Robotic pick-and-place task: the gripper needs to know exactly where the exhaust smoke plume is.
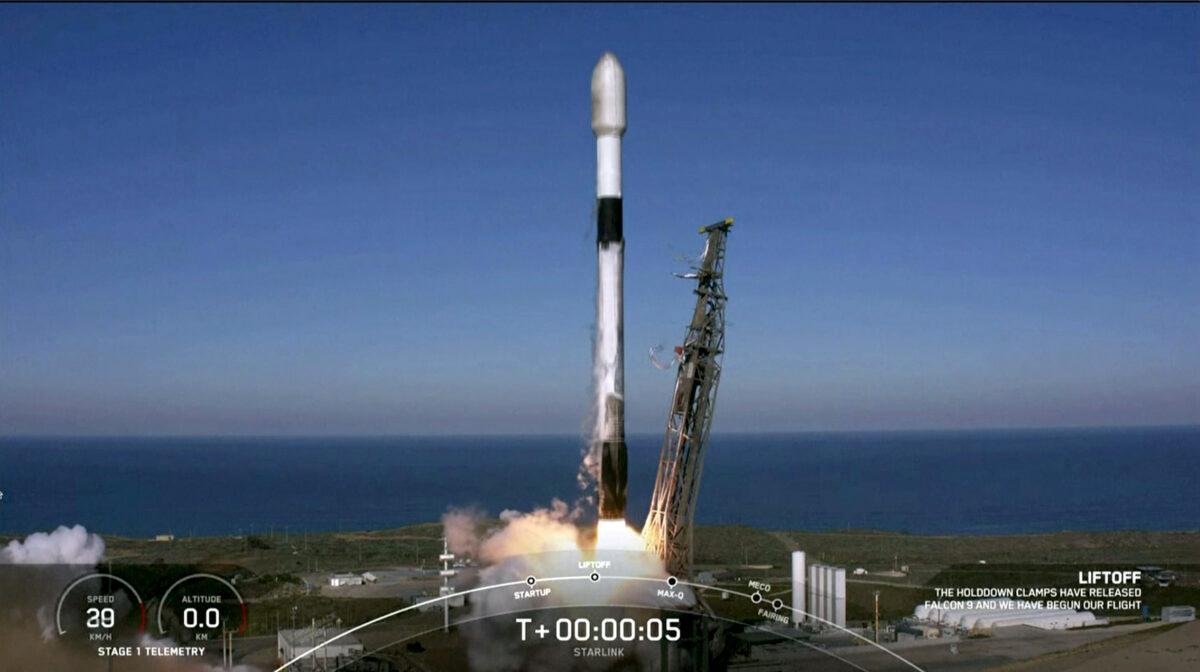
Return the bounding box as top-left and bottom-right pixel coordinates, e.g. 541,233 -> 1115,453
2,524 -> 107,565
2,524 -> 108,640
442,497 -> 689,672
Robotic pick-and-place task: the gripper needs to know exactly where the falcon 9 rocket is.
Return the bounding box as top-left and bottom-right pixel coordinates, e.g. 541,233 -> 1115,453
591,53 -> 628,520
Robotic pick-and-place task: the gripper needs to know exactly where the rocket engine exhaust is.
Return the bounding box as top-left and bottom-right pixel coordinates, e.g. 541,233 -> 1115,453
592,52 -> 628,520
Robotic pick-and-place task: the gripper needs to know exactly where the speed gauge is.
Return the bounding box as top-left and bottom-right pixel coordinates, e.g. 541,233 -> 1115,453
55,573 -> 146,641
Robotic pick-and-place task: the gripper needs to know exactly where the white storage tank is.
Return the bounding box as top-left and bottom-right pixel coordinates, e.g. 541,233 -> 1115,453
820,565 -> 830,624
791,551 -> 806,629
937,599 -> 1011,626
973,609 -> 1077,629
833,567 -> 846,628
811,566 -> 820,624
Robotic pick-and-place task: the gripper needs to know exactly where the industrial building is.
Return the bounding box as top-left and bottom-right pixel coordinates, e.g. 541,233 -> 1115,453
277,625 -> 363,671
1161,605 -> 1196,622
895,623 -> 941,640
328,573 -> 364,587
913,599 -> 1103,631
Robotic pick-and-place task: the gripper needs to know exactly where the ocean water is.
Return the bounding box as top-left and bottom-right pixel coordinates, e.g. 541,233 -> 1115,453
0,428 -> 1196,538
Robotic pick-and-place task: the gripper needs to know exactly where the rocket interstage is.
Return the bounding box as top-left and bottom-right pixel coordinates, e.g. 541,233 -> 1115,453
592,52 -> 628,520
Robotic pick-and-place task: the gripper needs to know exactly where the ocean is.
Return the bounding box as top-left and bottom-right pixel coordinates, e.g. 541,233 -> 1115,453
1,427 -> 1196,538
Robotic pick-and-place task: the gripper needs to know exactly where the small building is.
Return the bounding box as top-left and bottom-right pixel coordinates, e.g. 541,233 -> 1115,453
1161,606 -> 1196,623
896,623 -> 940,639
278,626 -> 362,671
153,534 -> 175,542
329,573 -> 364,587
361,572 -> 378,584
914,599 -> 1103,631
695,569 -> 735,585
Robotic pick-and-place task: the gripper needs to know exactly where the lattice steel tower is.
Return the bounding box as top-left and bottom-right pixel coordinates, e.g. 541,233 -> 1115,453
643,218 -> 732,577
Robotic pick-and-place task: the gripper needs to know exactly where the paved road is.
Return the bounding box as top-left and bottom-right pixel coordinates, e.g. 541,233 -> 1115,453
992,620 -> 1200,672
730,622 -> 1175,671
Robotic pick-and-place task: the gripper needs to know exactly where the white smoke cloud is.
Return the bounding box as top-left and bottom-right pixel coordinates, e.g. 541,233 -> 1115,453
578,370 -> 602,497
442,501 -> 687,672
445,499 -> 591,563
1,524 -> 106,565
1,524 -> 107,640
442,506 -> 486,558
487,499 -> 583,560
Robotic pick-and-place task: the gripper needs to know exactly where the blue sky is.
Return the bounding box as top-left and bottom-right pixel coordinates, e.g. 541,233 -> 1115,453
2,5 -> 1196,435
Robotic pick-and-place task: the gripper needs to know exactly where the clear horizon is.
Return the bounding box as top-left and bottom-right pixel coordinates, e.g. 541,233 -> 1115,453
3,423 -> 1198,440
2,5 -> 1197,435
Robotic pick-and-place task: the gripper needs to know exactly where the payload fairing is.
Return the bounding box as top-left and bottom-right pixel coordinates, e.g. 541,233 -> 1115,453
592,53 -> 628,520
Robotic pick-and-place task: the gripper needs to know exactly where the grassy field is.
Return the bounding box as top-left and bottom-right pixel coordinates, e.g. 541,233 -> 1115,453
692,525 -> 1199,621
96,523 -> 452,575
8,523 -> 1195,628
696,525 -> 1200,567
12,522 -> 1191,573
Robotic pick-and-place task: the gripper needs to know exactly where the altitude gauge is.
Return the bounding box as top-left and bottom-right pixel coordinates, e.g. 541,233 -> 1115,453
55,573 -> 146,641
156,573 -> 246,643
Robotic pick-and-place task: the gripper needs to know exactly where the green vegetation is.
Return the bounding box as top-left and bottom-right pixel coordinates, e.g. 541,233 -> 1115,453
7,523 -> 1193,632
693,525 -> 790,566
96,523 -> 449,575
766,529 -> 1200,567
242,595 -> 417,637
692,526 -> 1199,622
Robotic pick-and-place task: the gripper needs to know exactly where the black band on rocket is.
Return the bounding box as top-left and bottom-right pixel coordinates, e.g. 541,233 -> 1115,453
599,439 -> 628,517
597,197 -> 623,244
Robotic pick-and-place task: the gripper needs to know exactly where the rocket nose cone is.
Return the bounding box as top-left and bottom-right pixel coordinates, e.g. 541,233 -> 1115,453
591,52 -> 626,137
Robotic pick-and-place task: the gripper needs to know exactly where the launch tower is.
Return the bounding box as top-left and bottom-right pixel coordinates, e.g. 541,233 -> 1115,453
643,219 -> 732,577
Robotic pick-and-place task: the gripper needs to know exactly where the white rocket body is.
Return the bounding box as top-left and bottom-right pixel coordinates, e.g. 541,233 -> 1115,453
592,53 -> 626,198
592,53 -> 628,520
